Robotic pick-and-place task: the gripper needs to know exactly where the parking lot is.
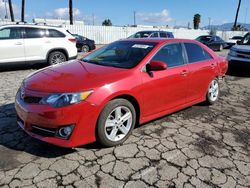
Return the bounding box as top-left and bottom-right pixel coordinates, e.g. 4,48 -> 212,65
0,50 -> 250,188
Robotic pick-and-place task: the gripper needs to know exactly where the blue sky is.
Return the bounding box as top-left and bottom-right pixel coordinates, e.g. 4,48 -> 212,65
0,0 -> 249,26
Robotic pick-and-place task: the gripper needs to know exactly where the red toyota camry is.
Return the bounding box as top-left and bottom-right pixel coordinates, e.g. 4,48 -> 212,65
15,38 -> 228,147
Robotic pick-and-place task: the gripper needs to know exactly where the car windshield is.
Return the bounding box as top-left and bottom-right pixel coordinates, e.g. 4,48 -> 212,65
241,34 -> 250,45
82,41 -> 157,69
196,36 -> 212,42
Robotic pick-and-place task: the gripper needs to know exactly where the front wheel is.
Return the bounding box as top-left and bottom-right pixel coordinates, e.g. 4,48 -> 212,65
206,79 -> 220,105
97,99 -> 136,147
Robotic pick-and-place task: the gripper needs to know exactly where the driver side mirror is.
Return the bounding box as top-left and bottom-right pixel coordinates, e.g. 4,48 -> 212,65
146,60 -> 167,72
236,40 -> 241,45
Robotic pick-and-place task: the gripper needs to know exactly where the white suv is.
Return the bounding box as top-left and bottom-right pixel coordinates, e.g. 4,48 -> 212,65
0,24 -> 77,65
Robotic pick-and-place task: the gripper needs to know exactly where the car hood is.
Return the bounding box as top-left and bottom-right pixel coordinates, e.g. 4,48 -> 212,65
24,60 -> 129,93
232,45 -> 250,52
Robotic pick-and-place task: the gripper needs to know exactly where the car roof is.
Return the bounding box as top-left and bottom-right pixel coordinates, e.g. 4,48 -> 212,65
120,38 -> 198,44
136,30 -> 172,33
0,24 -> 64,30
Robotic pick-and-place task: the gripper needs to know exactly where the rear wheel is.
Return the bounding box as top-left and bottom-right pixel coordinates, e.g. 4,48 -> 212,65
97,99 -> 136,147
81,45 -> 90,53
219,44 -> 223,51
206,78 -> 220,105
48,51 -> 66,65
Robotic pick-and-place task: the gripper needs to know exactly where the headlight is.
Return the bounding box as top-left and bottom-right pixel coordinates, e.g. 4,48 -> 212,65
228,49 -> 237,57
40,91 -> 93,108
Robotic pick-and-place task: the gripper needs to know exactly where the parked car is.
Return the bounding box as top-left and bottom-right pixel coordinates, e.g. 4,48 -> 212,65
227,32 -> 250,64
226,35 -> 243,48
15,38 -> 228,147
0,24 -> 77,65
73,34 -> 96,53
196,35 -> 227,51
128,30 -> 174,39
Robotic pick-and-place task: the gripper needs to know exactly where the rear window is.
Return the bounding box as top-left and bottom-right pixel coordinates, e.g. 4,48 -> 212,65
25,28 -> 46,38
184,43 -> 213,63
48,29 -> 65,38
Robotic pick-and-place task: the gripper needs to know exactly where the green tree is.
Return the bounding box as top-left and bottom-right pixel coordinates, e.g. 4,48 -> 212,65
102,19 -> 112,26
232,0 -> 242,30
193,14 -> 201,30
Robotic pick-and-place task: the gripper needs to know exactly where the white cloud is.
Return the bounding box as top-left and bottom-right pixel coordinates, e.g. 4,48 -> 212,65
0,1 -> 20,20
137,9 -> 173,24
46,7 -> 81,19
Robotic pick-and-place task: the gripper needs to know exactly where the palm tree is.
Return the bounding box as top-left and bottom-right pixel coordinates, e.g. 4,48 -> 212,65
21,0 -> 25,22
69,0 -> 73,25
233,0 -> 242,30
8,0 -> 15,22
193,14 -> 201,29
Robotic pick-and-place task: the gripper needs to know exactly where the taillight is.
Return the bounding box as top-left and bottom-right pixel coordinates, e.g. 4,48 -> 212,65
68,38 -> 76,43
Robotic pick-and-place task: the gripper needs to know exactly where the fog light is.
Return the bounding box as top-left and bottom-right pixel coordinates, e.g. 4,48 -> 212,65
57,125 -> 74,139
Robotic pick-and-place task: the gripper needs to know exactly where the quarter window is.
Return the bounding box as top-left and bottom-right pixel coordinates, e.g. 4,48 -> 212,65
160,32 -> 167,38
48,29 -> 65,38
25,28 -> 46,38
0,28 -> 22,40
184,43 -> 213,63
152,43 -> 185,68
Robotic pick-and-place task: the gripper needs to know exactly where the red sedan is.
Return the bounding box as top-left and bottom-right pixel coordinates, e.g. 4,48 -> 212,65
15,38 -> 228,147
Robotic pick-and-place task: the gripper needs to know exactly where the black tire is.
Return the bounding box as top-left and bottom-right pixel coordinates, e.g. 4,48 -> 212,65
206,78 -> 220,105
81,45 -> 90,53
97,99 -> 136,147
48,51 -> 66,65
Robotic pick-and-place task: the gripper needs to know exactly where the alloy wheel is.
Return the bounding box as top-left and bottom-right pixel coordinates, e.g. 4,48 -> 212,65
104,106 -> 133,142
208,80 -> 219,102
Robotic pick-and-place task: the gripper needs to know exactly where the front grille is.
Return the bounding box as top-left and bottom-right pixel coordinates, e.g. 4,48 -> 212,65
236,51 -> 250,55
31,125 -> 57,137
23,96 -> 42,104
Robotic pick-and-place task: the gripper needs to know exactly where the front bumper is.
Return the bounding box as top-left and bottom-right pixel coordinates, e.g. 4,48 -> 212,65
15,90 -> 99,147
227,54 -> 250,63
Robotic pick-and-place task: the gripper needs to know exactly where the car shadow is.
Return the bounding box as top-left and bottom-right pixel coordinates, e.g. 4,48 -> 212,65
227,61 -> 250,77
0,63 -> 46,72
0,103 -> 76,159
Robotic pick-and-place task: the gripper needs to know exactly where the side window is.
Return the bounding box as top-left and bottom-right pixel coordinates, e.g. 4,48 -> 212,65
25,28 -> 46,38
160,32 -> 167,38
184,43 -> 213,63
0,28 -> 22,40
150,32 -> 159,38
48,29 -> 66,38
152,43 -> 185,68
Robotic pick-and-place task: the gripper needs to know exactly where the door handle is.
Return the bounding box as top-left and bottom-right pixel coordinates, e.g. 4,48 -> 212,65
15,42 -> 23,45
180,70 -> 188,76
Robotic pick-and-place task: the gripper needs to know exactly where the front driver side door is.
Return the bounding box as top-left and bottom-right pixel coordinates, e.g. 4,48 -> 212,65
141,42 -> 189,117
0,27 -> 25,63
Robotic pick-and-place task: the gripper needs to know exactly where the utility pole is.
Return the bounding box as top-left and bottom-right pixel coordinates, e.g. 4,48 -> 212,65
92,14 -> 95,25
8,0 -> 15,22
133,11 -> 136,26
69,0 -> 73,25
244,8 -> 248,26
21,0 -> 25,22
208,17 -> 211,30
4,0 -> 8,19
233,0 -> 242,30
